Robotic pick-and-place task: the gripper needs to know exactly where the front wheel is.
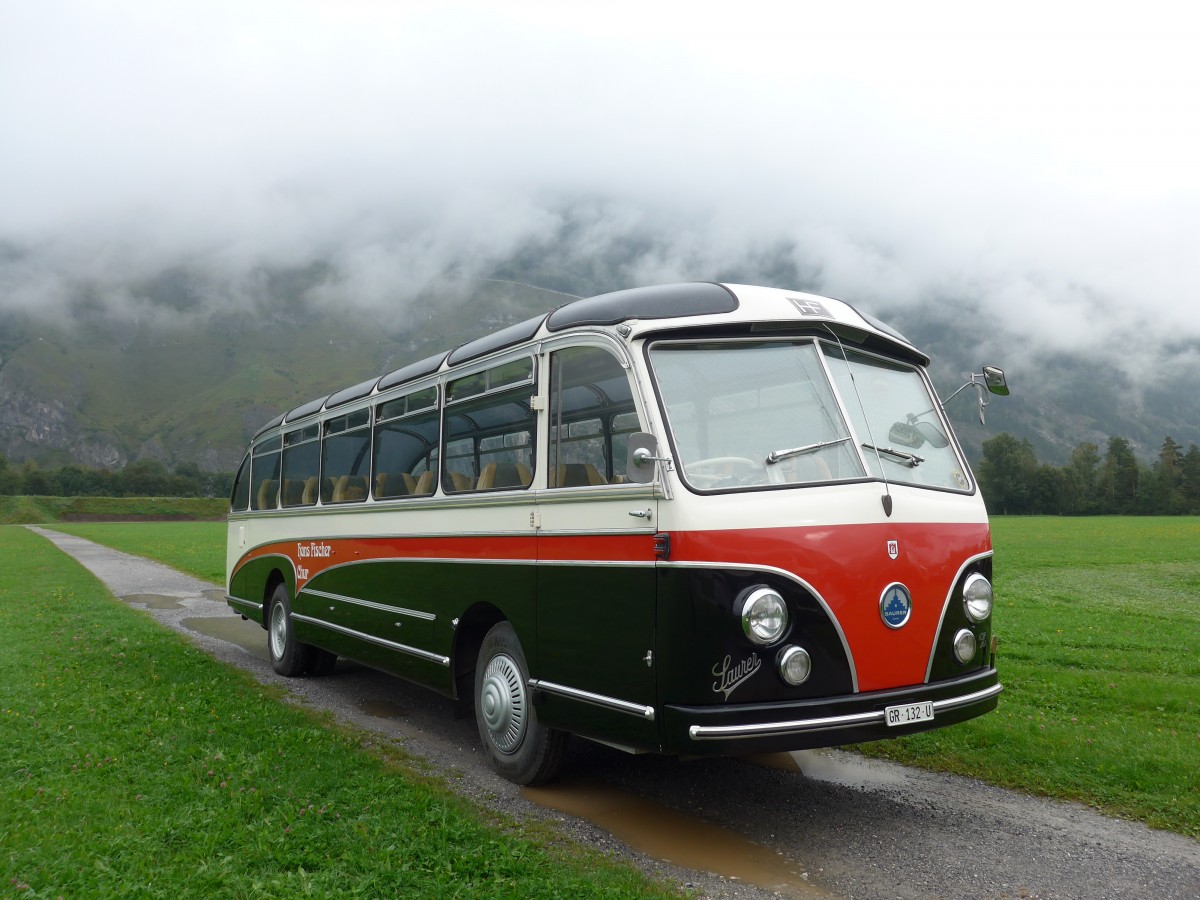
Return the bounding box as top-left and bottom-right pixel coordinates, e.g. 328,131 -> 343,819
474,622 -> 566,785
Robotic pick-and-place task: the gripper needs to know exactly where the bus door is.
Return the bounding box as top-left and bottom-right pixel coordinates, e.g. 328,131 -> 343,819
534,343 -> 661,750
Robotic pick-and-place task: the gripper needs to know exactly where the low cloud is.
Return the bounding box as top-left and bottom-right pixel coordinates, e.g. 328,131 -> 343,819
2,0 -> 1198,385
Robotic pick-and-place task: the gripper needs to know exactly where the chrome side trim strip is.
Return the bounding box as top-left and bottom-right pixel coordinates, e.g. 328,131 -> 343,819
530,558 -> 656,568
291,613 -> 450,666
299,587 -> 436,621
227,594 -> 262,612
929,682 -> 1003,713
687,682 -> 1002,741
528,679 -> 656,721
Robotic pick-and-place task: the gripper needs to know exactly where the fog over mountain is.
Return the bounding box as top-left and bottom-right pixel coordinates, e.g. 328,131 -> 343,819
2,1 -> 1199,468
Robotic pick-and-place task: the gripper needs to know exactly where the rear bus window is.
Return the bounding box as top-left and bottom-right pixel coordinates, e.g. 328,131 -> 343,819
230,453 -> 251,511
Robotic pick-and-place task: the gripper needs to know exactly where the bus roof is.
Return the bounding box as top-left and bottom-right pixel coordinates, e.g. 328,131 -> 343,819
252,283 -> 922,438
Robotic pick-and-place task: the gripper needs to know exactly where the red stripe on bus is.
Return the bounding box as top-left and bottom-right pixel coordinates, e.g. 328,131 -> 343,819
234,534 -> 541,586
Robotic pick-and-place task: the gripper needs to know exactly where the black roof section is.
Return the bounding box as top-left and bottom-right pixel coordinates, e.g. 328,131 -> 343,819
447,314 -> 548,366
546,282 -> 738,332
284,395 -> 329,424
377,351 -> 448,392
843,303 -> 915,348
325,376 -> 380,411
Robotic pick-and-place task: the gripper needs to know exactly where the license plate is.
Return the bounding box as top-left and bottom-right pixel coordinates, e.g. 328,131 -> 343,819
885,701 -> 935,727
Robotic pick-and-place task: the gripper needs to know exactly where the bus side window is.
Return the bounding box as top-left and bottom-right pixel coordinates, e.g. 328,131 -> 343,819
321,409 -> 371,504
548,345 -> 641,487
373,387 -> 440,500
443,395 -> 534,493
281,424 -> 320,508
249,436 -> 282,511
443,359 -> 535,494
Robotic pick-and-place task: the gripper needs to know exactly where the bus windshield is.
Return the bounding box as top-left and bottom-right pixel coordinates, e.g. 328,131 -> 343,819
649,339 -> 972,493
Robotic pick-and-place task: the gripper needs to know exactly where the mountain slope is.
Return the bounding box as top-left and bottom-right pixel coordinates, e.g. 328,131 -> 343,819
2,266 -> 1197,472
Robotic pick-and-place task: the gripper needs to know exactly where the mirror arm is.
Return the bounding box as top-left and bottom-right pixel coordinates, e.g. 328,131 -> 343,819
633,448 -> 673,469
938,379 -> 976,410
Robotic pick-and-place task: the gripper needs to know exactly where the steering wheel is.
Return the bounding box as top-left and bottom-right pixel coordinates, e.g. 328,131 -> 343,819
684,456 -> 764,488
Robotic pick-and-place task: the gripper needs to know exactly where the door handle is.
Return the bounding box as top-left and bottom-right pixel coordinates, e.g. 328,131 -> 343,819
628,508 -> 653,519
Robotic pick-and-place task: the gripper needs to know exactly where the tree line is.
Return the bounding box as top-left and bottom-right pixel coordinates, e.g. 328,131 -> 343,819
978,433 -> 1200,515
0,454 -> 234,500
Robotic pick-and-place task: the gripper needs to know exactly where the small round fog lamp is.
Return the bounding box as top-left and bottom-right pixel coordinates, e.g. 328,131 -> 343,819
953,628 -> 978,664
777,646 -> 812,686
963,573 -> 993,623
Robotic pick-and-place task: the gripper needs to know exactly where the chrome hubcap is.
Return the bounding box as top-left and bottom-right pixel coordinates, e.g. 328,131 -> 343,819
480,653 -> 526,754
269,602 -> 287,660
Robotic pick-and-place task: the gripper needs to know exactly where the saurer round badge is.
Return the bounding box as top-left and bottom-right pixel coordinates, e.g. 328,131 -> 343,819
880,583 -> 912,629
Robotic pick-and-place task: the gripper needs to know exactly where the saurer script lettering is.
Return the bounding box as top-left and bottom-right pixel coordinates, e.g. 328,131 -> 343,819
712,652 -> 761,700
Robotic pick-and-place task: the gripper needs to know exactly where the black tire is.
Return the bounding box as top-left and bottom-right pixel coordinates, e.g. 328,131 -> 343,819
474,621 -> 567,785
267,583 -> 313,677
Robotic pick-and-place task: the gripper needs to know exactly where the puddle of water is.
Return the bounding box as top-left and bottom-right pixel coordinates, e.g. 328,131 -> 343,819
522,779 -> 828,898
182,616 -> 270,661
357,698 -> 408,719
744,749 -> 908,789
122,593 -> 184,610
202,589 -> 229,604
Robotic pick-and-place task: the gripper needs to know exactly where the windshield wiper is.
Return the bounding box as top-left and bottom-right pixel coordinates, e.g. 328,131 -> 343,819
862,443 -> 925,467
766,436 -> 852,465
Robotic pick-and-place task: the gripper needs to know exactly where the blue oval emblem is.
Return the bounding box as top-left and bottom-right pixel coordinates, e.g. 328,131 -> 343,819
880,583 -> 912,629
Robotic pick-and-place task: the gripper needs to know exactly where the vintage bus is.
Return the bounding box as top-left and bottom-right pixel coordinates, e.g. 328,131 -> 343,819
226,282 -> 1008,784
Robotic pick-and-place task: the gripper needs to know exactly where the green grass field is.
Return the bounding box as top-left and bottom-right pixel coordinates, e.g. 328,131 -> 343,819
0,527 -> 672,898
37,516 -> 1200,840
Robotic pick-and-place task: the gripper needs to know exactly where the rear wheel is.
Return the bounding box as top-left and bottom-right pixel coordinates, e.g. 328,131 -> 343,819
267,583 -> 314,677
474,621 -> 566,785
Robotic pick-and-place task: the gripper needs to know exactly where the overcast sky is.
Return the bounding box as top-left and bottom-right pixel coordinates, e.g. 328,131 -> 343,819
2,0 -> 1198,369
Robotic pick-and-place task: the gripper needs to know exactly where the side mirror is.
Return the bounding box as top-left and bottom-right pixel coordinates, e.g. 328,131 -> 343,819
974,365 -> 1011,424
939,365 -> 1011,425
626,432 -> 667,485
983,366 -> 1009,396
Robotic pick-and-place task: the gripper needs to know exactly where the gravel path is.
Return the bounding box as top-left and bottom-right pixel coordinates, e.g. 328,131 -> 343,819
32,527 -> 1200,899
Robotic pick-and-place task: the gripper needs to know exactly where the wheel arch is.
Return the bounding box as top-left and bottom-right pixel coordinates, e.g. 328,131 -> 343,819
261,567 -> 291,627
452,601 -> 507,703
232,552 -> 297,629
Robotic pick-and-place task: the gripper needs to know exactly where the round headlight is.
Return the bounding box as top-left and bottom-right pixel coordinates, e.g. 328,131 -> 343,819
740,587 -> 788,645
777,645 -> 812,685
963,573 -> 993,623
953,628 -> 978,664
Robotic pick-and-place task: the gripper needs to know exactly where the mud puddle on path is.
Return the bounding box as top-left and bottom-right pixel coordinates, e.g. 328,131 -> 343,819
122,593 -> 185,609
357,697 -> 409,720
523,778 -> 829,898
182,616 -> 270,661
